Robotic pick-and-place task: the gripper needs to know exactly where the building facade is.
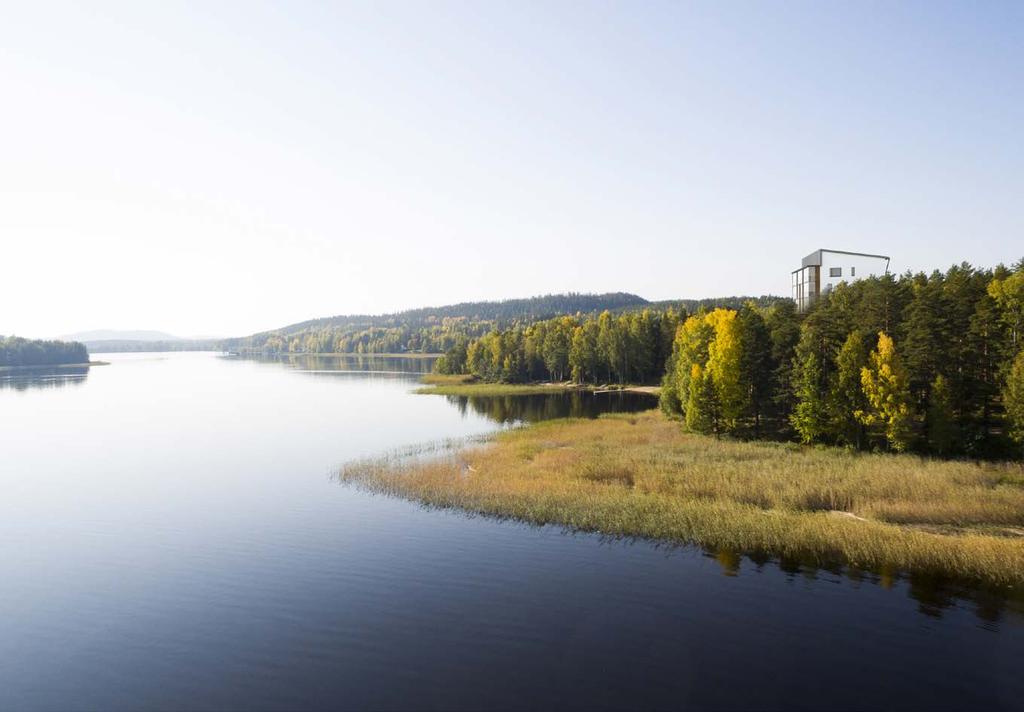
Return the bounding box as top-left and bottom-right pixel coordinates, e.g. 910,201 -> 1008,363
792,249 -> 890,312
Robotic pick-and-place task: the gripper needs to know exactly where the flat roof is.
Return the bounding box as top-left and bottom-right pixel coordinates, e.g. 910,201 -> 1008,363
801,248 -> 890,267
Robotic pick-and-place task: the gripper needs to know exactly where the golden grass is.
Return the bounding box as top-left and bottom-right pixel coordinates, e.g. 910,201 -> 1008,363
418,373 -> 479,385
340,410 -> 1024,587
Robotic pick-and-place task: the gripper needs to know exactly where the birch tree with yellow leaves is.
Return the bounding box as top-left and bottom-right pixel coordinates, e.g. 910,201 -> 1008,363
857,332 -> 913,451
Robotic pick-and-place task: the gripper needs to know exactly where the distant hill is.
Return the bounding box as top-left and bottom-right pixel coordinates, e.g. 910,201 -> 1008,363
223,292 -> 650,354
56,329 -> 223,353
220,291 -> 788,356
270,292 -> 648,336
84,339 -> 220,353
60,329 -> 182,342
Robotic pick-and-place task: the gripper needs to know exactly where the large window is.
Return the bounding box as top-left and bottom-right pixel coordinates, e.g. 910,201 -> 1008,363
829,267 -> 842,277
792,265 -> 820,312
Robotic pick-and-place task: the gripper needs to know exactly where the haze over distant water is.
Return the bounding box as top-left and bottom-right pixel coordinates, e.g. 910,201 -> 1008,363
59,329 -> 183,342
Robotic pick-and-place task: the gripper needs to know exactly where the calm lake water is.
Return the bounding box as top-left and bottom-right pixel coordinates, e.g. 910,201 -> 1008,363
1,352 -> 1022,711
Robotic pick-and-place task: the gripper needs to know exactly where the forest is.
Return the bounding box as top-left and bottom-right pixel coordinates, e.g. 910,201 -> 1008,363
437,262 -> 1024,459
0,336 -> 89,367
221,292 -> 778,356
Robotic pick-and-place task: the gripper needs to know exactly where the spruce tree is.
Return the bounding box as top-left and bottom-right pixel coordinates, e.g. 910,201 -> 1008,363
791,351 -> 830,444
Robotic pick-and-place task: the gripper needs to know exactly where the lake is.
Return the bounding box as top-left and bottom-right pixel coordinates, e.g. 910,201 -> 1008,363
1,352 -> 1021,711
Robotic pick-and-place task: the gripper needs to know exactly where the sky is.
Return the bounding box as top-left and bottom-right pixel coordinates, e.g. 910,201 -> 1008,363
1,1 -> 1021,339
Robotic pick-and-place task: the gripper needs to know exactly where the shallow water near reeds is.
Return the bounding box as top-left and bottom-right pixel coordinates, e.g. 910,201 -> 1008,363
1,352 -> 1022,710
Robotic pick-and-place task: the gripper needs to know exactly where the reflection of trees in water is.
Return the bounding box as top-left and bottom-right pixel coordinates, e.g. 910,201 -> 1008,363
257,353 -> 437,374
447,391 -> 658,424
706,546 -> 1024,625
0,367 -> 90,391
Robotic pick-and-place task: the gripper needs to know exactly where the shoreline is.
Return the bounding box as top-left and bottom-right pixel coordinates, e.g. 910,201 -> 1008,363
233,351 -> 443,358
340,410 -> 1024,587
416,374 -> 660,397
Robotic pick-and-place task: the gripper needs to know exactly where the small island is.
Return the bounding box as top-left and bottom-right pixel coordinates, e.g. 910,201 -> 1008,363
0,335 -> 99,371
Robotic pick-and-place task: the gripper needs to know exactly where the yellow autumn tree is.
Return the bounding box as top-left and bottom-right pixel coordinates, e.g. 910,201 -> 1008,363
704,308 -> 745,431
685,363 -> 714,433
665,308 -> 746,434
857,332 -> 913,451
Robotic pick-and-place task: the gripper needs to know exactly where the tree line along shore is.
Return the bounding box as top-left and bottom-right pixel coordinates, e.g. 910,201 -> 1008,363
354,260 -> 1024,585
433,262 -> 1024,460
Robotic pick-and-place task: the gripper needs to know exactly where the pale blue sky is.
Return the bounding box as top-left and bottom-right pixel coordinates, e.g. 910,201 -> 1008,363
2,1 -> 1021,337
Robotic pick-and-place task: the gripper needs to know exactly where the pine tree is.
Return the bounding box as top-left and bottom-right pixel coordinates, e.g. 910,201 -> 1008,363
966,290 -> 1011,453
901,271 -> 949,407
927,374 -> 957,456
738,303 -> 774,436
765,300 -> 801,428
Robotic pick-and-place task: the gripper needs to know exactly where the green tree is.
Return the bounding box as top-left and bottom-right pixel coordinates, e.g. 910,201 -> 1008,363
764,300 -> 801,428
738,303 -> 774,436
791,351 -> 829,444
685,363 -> 715,434
926,374 -> 957,456
1005,350 -> 1024,452
542,318 -> 572,381
665,312 -> 713,421
830,330 -> 869,448
988,266 -> 1024,349
901,272 -> 949,407
569,320 -> 601,384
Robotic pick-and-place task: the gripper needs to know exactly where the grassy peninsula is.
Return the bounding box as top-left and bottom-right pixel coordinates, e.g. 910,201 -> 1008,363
341,410 -> 1024,587
416,373 -> 658,397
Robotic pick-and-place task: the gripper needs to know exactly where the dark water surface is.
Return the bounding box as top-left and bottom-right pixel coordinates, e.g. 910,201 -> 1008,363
1,353 -> 1021,711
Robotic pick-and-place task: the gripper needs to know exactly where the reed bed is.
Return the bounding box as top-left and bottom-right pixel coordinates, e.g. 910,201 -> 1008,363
417,373 -> 478,386
339,411 -> 1024,586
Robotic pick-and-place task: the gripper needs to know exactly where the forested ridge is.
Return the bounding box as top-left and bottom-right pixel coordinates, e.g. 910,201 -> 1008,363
222,292 -> 782,355
0,336 -> 89,367
437,261 -> 1024,459
223,292 -> 647,354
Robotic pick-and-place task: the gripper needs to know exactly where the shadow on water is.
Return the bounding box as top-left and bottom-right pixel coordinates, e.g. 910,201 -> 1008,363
445,390 -> 658,424
701,545 -> 1024,626
0,366 -> 90,391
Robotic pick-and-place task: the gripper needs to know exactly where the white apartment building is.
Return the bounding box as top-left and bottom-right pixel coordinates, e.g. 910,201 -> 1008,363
792,249 -> 890,312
